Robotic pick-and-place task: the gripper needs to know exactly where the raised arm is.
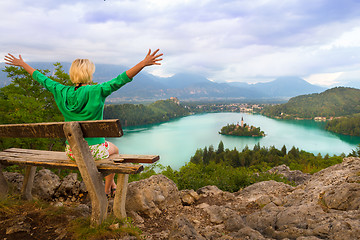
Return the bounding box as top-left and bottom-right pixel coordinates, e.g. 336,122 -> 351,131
126,49 -> 163,79
4,54 -> 36,76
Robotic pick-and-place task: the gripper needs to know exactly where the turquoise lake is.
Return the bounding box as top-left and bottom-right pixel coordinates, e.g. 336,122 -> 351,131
109,113 -> 360,170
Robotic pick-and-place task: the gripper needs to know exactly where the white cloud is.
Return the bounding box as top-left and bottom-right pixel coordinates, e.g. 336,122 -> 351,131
2,0 -> 360,85
304,72 -> 343,87
321,26 -> 360,50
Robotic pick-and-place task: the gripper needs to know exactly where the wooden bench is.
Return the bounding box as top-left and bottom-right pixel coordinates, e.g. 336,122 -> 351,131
0,119 -> 159,226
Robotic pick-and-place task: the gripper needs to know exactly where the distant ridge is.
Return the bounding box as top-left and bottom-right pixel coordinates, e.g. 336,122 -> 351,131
1,62 -> 327,101
262,87 -> 360,119
229,76 -> 326,98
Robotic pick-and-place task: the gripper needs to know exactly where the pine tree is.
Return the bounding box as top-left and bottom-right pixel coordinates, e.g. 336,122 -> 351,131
217,141 -> 224,154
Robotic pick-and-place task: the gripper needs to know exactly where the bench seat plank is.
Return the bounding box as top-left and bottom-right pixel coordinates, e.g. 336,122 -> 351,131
2,148 -> 159,164
110,154 -> 160,164
0,148 -> 146,174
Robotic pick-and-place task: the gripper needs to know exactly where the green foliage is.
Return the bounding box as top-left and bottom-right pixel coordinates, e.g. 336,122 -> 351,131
103,99 -> 190,126
262,87 -> 360,119
219,123 -> 265,137
325,113 -> 360,136
166,161 -> 252,192
347,144 -> 360,157
190,142 -> 342,178
127,142 -> 343,193
217,141 -> 224,154
0,63 -> 72,151
129,163 -> 165,182
249,172 -> 293,186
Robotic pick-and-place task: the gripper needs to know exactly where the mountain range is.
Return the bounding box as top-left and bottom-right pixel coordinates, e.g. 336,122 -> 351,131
0,62 -> 330,101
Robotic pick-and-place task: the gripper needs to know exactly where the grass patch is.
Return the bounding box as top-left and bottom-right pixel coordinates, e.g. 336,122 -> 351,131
67,216 -> 143,240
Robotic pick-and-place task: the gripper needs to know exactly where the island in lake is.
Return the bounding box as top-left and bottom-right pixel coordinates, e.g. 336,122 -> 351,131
219,117 -> 265,137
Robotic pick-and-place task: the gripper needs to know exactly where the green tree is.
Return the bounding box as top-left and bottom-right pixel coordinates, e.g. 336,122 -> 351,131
0,63 -> 72,151
288,146 -> 300,159
281,145 -> 287,156
217,141 -> 224,154
203,147 -> 210,165
104,99 -> 190,126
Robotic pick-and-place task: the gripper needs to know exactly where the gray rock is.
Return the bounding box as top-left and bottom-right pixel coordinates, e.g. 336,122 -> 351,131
180,189 -> 200,205
202,224 -> 224,239
245,157 -> 360,240
322,182 -> 360,210
128,210 -> 144,223
267,164 -> 311,185
264,226 -> 312,240
224,214 -> 245,232
32,169 -> 61,200
245,203 -> 280,232
201,204 -> 245,232
3,172 -> 23,193
168,215 -> 206,240
75,204 -> 91,217
296,236 -> 322,240
197,185 -> 223,196
203,205 -> 231,224
126,174 -> 181,217
275,203 -> 325,231
236,180 -> 294,204
230,226 -> 268,240
54,173 -> 82,198
152,230 -> 170,239
284,157 -> 360,205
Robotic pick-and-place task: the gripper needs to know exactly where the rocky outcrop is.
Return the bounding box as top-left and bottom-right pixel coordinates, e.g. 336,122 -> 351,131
125,157 -> 360,239
239,157 -> 360,240
267,164 -> 311,185
4,170 -> 87,202
126,174 -> 181,217
32,169 -> 61,201
3,157 -> 360,239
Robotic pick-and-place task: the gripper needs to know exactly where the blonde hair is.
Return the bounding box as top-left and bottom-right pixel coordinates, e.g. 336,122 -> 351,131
69,59 -> 95,84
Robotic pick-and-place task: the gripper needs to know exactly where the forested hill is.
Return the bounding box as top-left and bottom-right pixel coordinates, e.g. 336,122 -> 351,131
261,87 -> 360,119
103,99 -> 190,126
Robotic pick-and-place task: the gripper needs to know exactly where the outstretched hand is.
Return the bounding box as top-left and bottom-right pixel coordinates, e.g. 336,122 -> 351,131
4,53 -> 25,67
126,48 -> 164,79
142,49 -> 163,66
4,53 -> 36,75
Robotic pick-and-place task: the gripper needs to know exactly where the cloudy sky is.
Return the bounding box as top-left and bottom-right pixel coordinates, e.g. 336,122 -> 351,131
1,0 -> 360,87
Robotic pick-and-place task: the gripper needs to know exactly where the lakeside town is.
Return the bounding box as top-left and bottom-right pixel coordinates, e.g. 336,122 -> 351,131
187,103 -> 264,113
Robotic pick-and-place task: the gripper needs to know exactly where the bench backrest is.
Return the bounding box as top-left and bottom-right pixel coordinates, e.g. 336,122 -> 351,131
0,119 -> 123,138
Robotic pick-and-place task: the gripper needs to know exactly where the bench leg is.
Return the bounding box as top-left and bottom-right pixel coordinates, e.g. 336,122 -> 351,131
21,166 -> 37,200
0,164 -> 8,198
64,122 -> 108,226
113,174 -> 129,219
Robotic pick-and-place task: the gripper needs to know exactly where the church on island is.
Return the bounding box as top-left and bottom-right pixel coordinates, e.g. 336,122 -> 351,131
219,117 -> 265,137
236,117 -> 251,129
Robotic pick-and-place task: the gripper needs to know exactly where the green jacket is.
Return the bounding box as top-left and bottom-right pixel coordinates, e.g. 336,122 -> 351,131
32,70 -> 132,145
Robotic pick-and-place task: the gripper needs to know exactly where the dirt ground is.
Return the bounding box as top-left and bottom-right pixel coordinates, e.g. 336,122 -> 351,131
0,200 -> 73,240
